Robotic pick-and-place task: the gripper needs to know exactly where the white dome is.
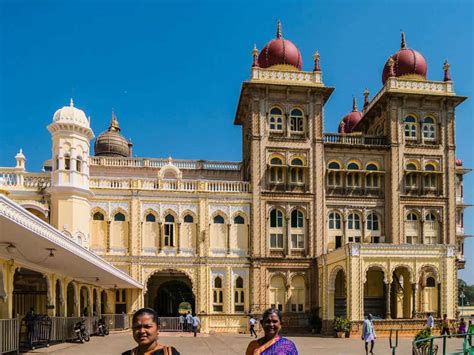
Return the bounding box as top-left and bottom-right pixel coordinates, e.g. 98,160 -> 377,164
53,99 -> 89,128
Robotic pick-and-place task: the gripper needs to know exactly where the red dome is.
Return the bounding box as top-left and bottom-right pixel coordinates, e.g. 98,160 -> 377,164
258,22 -> 302,71
338,97 -> 362,133
382,33 -> 427,84
455,159 -> 463,167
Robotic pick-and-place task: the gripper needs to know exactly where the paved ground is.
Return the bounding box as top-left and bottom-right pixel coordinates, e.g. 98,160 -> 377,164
28,331 -> 467,354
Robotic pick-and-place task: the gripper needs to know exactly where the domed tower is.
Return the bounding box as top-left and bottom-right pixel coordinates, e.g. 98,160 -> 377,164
94,112 -> 132,157
47,99 -> 94,246
338,97 -> 362,133
382,32 -> 428,84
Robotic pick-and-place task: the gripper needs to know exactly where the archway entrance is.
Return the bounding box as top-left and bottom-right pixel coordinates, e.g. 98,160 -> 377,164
66,282 -> 76,316
12,268 -> 47,317
145,271 -> 195,317
334,269 -> 346,318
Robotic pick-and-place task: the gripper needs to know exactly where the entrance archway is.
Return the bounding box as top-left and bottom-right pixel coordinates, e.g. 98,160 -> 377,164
101,290 -> 107,314
80,286 -> 90,316
13,268 -> 47,316
364,266 -> 386,318
334,269 -> 346,318
145,271 -> 195,316
67,282 -> 76,317
391,266 -> 412,319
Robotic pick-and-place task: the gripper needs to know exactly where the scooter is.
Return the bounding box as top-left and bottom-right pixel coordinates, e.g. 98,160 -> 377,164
96,318 -> 109,336
73,318 -> 90,343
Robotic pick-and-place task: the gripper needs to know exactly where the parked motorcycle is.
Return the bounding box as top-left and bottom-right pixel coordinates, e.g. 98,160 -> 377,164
96,318 -> 109,336
73,318 -> 90,343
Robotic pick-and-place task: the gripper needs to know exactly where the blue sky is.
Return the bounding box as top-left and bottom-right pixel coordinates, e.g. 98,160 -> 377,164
1,0 -> 473,282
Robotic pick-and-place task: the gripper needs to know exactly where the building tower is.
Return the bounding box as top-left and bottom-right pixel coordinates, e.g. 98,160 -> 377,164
47,99 -> 95,247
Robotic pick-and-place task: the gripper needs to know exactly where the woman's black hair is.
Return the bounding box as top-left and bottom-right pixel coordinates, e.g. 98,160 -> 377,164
132,307 -> 160,325
262,308 -> 282,322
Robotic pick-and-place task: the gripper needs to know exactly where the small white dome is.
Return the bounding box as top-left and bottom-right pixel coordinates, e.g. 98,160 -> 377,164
52,99 -> 89,128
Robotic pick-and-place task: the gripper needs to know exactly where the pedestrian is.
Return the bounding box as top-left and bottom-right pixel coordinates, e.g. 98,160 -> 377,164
246,308 -> 298,355
185,311 -> 193,332
122,308 -> 180,355
248,315 -> 258,338
361,314 -> 376,355
426,312 -> 434,330
191,313 -> 200,337
467,320 -> 474,346
458,318 -> 467,334
25,307 -> 36,348
441,314 -> 451,337
179,314 -> 185,332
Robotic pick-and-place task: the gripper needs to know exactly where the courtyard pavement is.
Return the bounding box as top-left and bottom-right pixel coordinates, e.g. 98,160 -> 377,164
27,331 -> 467,354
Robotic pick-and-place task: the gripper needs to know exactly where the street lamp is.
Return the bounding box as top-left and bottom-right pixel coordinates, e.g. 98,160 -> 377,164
460,285 -> 466,317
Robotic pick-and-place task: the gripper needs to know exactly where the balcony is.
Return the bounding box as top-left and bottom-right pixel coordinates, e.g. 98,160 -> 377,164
326,186 -> 383,198
0,169 -> 51,191
323,134 -> 388,147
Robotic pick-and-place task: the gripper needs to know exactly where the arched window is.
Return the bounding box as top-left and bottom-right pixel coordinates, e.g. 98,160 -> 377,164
64,154 -> 71,170
404,116 -> 417,139
213,215 -> 225,224
426,277 -> 436,287
213,277 -> 223,312
269,276 -> 285,311
405,163 -> 419,188
365,163 -> 380,188
347,162 -> 361,187
348,213 -> 360,230
76,156 -> 82,172
289,108 -> 304,134
93,212 -> 104,221
290,158 -> 304,184
328,212 -> 341,230
164,214 -> 175,247
234,215 -> 245,224
145,213 -> 156,222
424,213 -> 438,244
269,107 -> 283,131
422,117 -> 436,141
424,164 -> 437,189
366,213 -> 379,231
114,212 -> 125,222
327,162 -> 342,187
234,277 -> 244,312
290,209 -> 305,249
269,209 -> 284,249
183,214 -> 194,223
269,157 -> 284,183
405,212 -> 420,244
290,276 -> 305,313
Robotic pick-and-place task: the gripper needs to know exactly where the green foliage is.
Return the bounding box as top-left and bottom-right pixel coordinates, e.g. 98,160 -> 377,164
334,316 -> 350,332
413,327 -> 432,348
459,279 -> 474,306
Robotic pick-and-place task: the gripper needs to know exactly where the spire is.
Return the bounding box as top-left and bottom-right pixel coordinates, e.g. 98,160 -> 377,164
313,51 -> 321,72
401,31 -> 407,49
109,110 -> 120,132
276,20 -> 282,39
352,96 -> 358,112
252,44 -> 259,68
70,98 -> 74,107
363,88 -> 370,109
443,60 -> 451,81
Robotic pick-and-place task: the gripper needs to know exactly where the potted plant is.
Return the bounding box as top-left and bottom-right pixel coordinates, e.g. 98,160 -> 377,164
334,316 -> 350,338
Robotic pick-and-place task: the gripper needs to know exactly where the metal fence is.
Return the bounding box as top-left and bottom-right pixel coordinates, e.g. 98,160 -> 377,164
102,314 -> 130,330
0,318 -> 19,354
159,317 -> 182,332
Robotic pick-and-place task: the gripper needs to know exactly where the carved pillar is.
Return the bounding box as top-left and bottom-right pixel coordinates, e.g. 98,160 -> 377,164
420,219 -> 424,245
157,222 -> 162,253
106,221 -> 111,253
437,283 -> 442,318
385,282 -> 392,319
176,222 -> 181,254
226,223 -> 231,255
412,283 -> 418,318
362,215 -> 366,243
285,217 -> 290,257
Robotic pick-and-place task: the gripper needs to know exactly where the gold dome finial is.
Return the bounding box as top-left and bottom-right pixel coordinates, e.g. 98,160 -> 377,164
109,110 -> 120,132
276,20 -> 282,39
401,31 -> 407,49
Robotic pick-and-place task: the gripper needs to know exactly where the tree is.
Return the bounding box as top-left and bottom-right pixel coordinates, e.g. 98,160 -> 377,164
458,279 -> 474,306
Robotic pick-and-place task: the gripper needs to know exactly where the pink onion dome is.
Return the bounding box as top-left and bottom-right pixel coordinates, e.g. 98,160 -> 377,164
257,21 -> 302,71
455,159 -> 463,167
338,97 -> 363,133
382,32 -> 427,84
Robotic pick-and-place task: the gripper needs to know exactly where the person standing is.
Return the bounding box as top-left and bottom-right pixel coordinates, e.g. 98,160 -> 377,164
361,314 -> 376,355
248,316 -> 258,338
185,312 -> 193,332
191,314 -> 200,337
178,315 -> 185,332
441,314 -> 451,337
426,313 -> 434,330
458,318 -> 467,334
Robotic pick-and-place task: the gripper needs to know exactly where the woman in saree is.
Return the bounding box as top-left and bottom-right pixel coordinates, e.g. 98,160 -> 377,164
122,308 -> 180,355
246,308 -> 298,355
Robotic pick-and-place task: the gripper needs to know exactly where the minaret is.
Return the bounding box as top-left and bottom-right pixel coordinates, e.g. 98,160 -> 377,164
47,99 -> 94,246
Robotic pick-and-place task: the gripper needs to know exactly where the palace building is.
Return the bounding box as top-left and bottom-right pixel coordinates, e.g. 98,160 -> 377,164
0,23 -> 469,335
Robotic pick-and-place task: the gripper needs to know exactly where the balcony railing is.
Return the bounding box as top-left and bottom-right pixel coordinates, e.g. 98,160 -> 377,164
90,177 -> 251,193
0,169 -> 51,190
323,134 -> 388,146
89,157 -> 242,171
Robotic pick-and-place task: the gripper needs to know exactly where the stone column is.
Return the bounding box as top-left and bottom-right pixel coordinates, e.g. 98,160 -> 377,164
176,222 -> 181,254
285,217 -> 290,257
226,223 -> 231,255
412,283 -> 418,318
385,282 -> 392,319
106,221 -> 111,253
157,222 -> 162,253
